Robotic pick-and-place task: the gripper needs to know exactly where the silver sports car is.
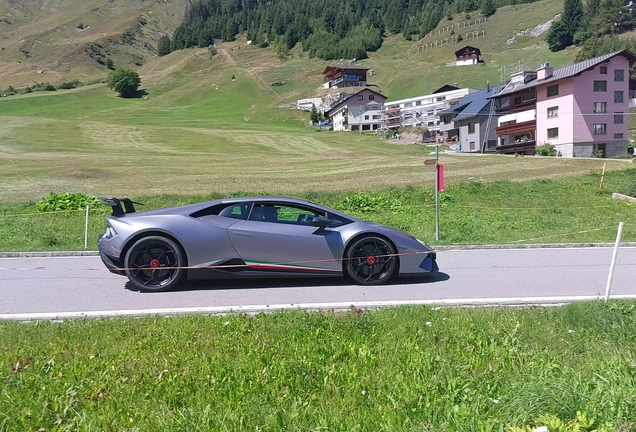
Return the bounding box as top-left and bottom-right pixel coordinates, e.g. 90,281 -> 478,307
98,196 -> 438,291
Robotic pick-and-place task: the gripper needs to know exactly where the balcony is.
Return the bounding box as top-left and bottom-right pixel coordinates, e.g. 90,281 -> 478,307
495,100 -> 536,114
495,140 -> 536,155
495,120 -> 536,136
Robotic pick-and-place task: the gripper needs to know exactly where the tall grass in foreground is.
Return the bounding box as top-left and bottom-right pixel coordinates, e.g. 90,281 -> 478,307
1,302 -> 635,430
1,169 -> 635,251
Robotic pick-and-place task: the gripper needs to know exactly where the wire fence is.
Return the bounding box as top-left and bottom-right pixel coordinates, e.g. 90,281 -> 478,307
0,204 -> 631,252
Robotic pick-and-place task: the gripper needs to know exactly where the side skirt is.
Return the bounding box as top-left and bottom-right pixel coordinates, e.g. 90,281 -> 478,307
186,268 -> 343,281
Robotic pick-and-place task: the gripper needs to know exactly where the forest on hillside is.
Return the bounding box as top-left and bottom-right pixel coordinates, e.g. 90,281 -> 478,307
164,0 -> 636,64
547,0 -> 636,63
167,0 -> 537,60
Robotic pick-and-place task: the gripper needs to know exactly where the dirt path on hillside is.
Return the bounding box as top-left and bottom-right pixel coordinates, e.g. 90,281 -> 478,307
217,46 -> 238,66
139,48 -> 208,86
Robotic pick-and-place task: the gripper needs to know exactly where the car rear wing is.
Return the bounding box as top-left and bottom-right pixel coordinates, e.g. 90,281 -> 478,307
102,197 -> 142,217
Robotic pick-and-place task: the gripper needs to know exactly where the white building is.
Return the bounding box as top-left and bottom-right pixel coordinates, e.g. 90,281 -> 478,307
297,98 -> 323,111
326,88 -> 387,132
380,85 -> 476,135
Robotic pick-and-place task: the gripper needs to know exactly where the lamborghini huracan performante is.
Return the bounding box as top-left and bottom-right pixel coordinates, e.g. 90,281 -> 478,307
98,196 -> 438,292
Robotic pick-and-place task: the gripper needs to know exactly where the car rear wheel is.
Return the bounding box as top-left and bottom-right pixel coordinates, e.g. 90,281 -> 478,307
124,236 -> 185,292
345,235 -> 397,285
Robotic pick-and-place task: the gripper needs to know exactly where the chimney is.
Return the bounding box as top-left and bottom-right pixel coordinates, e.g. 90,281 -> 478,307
537,62 -> 553,80
486,81 -> 490,92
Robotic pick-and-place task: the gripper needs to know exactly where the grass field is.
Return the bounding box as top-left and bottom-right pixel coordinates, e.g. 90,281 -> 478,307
0,48 -> 633,206
1,301 -> 635,430
1,169 -> 635,251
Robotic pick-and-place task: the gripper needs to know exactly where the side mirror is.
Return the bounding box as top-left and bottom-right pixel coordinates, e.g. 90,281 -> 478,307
312,216 -> 332,234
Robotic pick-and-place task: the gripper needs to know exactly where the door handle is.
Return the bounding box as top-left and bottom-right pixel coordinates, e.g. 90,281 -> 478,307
231,230 -> 253,237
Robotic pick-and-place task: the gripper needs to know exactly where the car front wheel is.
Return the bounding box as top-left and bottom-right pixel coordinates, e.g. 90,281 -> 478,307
345,235 -> 397,285
124,235 -> 185,292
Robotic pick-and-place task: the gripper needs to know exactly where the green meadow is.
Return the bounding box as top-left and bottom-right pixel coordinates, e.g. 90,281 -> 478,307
2,302 -> 636,430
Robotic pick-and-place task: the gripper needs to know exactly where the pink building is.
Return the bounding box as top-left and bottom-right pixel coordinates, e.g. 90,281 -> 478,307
492,50 -> 636,157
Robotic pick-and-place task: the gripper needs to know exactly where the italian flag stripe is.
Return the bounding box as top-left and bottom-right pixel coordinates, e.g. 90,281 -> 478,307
245,260 -> 340,272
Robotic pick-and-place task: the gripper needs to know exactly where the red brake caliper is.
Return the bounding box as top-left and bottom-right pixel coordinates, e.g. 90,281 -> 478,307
149,259 -> 161,269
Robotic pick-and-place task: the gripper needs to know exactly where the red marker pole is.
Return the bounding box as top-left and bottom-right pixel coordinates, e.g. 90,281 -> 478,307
435,146 -> 440,241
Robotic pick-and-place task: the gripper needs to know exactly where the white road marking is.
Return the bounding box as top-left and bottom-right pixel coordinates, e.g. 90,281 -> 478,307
3,295 -> 636,321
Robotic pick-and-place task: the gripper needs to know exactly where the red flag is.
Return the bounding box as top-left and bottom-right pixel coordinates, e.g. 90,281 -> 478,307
437,164 -> 444,192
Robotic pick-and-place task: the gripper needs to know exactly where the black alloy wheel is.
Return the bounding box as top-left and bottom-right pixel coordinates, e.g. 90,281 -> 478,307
345,235 -> 397,285
124,236 -> 185,292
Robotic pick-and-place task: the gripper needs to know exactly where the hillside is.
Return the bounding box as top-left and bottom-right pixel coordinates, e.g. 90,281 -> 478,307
0,0 -> 573,95
147,0 -> 571,103
0,0 -> 188,88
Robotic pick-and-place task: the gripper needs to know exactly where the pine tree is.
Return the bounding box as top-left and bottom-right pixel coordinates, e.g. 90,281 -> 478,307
562,0 -> 584,36
600,0 -> 636,34
481,0 -> 496,17
157,35 -> 172,56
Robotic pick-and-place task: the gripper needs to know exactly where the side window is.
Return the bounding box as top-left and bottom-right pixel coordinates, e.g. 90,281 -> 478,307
250,203 -> 324,225
326,213 -> 349,227
218,203 -> 251,220
249,203 -> 352,227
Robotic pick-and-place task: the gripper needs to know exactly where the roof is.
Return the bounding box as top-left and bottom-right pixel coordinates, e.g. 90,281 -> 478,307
324,88 -> 387,115
322,65 -> 370,75
432,84 -> 460,94
454,46 -> 481,57
439,83 -> 506,122
122,196 -> 358,221
495,50 -> 636,97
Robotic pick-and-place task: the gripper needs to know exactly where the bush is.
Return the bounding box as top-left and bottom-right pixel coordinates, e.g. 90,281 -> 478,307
536,143 -> 557,156
107,69 -> 141,98
546,19 -> 572,52
58,79 -> 82,90
29,82 -> 57,92
37,192 -> 100,212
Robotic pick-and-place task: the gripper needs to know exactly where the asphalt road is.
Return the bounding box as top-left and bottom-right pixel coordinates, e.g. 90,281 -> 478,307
1,247 -> 636,318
